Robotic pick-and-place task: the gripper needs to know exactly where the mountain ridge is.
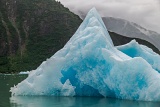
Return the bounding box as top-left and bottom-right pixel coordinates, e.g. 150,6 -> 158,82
103,17 -> 160,51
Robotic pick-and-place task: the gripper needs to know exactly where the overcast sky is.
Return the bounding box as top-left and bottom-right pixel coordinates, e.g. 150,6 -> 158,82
57,0 -> 160,33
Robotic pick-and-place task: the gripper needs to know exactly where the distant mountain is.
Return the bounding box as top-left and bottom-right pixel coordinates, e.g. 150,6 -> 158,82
103,17 -> 160,51
0,0 -> 82,73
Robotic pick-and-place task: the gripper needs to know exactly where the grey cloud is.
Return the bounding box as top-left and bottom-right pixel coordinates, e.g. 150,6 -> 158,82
57,0 -> 160,34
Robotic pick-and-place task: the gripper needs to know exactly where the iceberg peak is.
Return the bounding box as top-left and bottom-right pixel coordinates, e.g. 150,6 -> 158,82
10,8 -> 160,101
67,7 -> 114,48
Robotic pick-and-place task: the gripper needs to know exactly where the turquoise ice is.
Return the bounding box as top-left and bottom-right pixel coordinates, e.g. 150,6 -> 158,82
117,40 -> 160,73
10,8 -> 160,101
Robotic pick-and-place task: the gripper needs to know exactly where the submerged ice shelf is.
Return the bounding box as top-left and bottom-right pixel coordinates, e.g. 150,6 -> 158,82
10,8 -> 160,101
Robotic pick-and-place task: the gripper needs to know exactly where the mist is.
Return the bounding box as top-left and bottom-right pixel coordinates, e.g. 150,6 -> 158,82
57,0 -> 160,33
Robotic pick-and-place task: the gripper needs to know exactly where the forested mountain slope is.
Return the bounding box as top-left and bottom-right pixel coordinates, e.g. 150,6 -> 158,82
0,0 -> 81,73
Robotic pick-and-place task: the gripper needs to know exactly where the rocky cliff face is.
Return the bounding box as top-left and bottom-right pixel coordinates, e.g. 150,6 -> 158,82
0,0 -> 82,73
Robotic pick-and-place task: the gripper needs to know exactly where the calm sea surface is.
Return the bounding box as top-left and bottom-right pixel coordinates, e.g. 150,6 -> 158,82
0,74 -> 160,107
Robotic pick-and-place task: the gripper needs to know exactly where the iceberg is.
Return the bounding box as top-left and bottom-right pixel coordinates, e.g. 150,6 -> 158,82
10,8 -> 160,101
19,71 -> 30,75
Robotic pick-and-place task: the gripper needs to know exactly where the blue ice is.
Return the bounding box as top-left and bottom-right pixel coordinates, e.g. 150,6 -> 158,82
117,40 -> 160,72
10,8 -> 160,101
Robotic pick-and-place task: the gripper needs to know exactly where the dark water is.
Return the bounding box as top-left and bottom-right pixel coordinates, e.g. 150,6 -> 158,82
0,74 -> 160,107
